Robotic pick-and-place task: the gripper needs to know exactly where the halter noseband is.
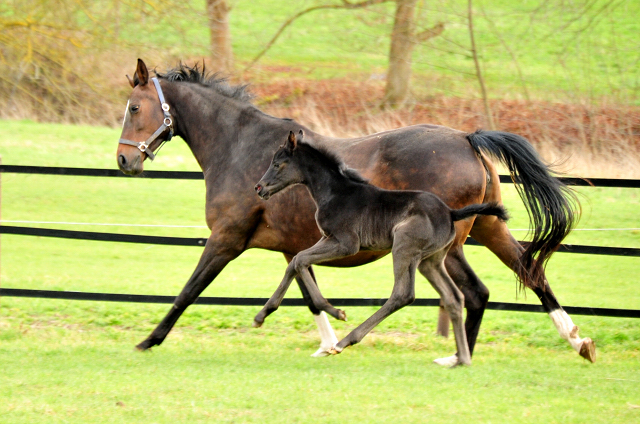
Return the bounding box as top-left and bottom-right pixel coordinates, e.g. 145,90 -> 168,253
119,77 -> 174,161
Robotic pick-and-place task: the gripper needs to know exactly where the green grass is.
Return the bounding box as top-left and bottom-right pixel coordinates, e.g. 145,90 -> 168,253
1,120 -> 639,423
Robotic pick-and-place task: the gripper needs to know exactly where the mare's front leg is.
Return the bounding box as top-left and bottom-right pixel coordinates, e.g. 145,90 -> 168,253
136,231 -> 244,351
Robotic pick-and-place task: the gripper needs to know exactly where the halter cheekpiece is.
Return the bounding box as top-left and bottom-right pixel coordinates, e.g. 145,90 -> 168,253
119,77 -> 173,161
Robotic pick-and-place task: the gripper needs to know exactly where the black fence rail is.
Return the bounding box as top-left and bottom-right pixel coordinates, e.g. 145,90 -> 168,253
2,288 -> 639,318
2,165 -> 639,318
3,164 -> 640,187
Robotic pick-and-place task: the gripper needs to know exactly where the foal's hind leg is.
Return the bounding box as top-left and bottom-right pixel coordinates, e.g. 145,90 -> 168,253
471,214 -> 595,362
432,244 -> 490,366
419,252 -> 471,366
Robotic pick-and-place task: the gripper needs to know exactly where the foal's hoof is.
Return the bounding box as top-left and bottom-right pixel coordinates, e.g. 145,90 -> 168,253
579,338 -> 596,363
252,320 -> 263,328
338,309 -> 347,322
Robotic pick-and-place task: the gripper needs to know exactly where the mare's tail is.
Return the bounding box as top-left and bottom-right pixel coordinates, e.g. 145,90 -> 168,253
466,130 -> 580,289
451,202 -> 509,223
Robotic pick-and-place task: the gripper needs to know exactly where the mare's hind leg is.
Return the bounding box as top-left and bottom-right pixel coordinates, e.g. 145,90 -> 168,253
433,244 -> 490,367
418,252 -> 471,366
471,214 -> 595,362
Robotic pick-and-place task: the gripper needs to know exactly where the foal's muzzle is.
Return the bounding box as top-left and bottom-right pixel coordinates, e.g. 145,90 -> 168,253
254,183 -> 271,200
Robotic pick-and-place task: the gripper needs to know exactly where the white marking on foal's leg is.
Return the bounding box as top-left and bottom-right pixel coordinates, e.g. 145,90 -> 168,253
433,355 -> 458,367
311,312 -> 339,357
549,309 -> 596,362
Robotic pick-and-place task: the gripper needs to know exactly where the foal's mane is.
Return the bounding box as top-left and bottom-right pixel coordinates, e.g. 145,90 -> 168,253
155,63 -> 253,103
298,141 -> 369,185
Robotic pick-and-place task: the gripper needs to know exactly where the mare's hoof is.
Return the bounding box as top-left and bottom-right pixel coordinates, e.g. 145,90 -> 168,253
579,338 -> 596,363
433,354 -> 458,367
252,320 -> 263,328
328,344 -> 344,355
135,343 -> 151,352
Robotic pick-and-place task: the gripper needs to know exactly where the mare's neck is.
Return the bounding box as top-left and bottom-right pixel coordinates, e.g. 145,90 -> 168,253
163,82 -> 268,177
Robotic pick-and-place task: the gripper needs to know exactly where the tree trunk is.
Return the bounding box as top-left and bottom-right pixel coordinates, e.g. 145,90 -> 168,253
383,0 -> 417,107
206,0 -> 233,73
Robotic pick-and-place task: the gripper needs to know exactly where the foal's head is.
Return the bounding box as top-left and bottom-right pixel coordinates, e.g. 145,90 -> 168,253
255,131 -> 305,200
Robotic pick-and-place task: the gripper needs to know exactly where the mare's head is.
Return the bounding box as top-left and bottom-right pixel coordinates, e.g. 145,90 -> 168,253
255,130 -> 305,200
117,59 -> 173,175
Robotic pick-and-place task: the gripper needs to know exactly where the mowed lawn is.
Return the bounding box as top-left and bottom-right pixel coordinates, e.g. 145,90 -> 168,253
1,120 -> 639,423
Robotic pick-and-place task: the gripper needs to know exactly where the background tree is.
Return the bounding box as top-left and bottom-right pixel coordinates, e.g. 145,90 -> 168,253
244,0 -> 445,107
206,0 -> 233,73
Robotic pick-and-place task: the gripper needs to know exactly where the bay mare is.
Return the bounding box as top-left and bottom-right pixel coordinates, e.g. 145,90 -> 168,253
117,59 -> 595,364
253,130 -> 510,366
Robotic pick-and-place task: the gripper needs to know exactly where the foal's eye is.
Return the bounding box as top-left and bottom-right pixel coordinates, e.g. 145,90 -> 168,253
273,163 -> 280,169
130,105 -> 140,113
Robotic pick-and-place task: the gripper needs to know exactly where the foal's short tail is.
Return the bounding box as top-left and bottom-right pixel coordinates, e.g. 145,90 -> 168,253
451,202 -> 509,223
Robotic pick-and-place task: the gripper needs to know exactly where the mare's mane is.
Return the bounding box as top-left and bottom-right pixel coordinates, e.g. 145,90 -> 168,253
155,63 -> 253,103
298,141 -> 369,185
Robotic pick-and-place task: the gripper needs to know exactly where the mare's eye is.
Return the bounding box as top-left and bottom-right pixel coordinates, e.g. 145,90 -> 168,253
273,163 -> 280,169
130,105 -> 140,113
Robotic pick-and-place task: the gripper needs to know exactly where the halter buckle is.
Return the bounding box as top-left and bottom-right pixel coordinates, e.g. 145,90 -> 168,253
162,103 -> 170,112
138,141 -> 149,152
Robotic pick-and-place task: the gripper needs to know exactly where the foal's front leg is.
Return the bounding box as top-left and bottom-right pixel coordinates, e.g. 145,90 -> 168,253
253,260 -> 297,327
253,236 -> 356,328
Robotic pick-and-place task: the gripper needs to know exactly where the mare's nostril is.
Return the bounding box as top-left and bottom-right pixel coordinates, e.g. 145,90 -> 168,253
118,154 -> 127,167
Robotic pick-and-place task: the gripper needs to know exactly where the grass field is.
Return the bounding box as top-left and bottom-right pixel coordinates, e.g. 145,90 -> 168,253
1,120 -> 639,423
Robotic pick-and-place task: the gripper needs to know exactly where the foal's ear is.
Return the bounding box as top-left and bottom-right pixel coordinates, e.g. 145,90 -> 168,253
286,131 -> 297,151
126,74 -> 135,88
134,58 -> 149,87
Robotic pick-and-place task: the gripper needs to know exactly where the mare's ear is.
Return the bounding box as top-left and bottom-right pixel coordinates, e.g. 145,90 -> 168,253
134,58 -> 149,87
286,131 -> 297,151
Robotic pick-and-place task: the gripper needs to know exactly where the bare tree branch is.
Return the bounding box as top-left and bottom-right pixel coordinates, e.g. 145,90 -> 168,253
243,0 -> 391,72
467,0 -> 495,130
413,21 -> 444,43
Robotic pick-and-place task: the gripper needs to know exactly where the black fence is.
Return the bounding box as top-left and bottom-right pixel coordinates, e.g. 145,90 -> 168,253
1,165 -> 639,318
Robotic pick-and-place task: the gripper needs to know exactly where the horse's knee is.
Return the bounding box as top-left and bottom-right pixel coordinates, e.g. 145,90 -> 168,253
389,292 -> 415,310
442,292 -> 464,319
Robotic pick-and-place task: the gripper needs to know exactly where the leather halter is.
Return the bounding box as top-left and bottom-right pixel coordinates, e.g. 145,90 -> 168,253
119,77 -> 174,161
